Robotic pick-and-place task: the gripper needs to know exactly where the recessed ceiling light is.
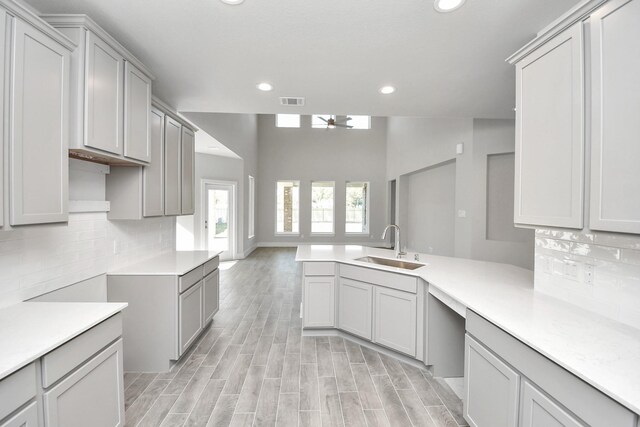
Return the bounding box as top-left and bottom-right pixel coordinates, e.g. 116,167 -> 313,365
257,82 -> 273,92
434,0 -> 466,13
379,86 -> 396,95
220,0 -> 244,5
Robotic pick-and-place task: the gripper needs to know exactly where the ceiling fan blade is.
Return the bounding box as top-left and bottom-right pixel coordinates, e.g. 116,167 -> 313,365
319,117 -> 329,123
335,123 -> 351,128
344,117 -> 352,121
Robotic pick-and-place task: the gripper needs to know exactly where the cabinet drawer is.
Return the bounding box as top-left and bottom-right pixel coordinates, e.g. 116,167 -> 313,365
42,313 -> 122,388
304,262 -> 335,276
466,311 -> 636,427
0,363 -> 36,421
0,401 -> 38,427
179,266 -> 204,293
43,339 -> 124,427
340,264 -> 417,293
204,257 -> 219,276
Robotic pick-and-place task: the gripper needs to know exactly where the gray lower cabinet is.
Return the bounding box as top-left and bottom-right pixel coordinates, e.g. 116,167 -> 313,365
373,286 -> 416,356
0,402 -> 38,427
338,278 -> 372,340
303,276 -> 335,328
203,270 -> 220,324
464,334 -> 520,427
520,380 -> 583,427
465,310 -> 636,427
0,363 -> 36,423
43,339 -> 124,427
179,280 -> 204,355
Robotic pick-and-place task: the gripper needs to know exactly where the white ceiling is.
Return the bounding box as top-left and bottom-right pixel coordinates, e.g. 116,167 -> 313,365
26,0 -> 579,119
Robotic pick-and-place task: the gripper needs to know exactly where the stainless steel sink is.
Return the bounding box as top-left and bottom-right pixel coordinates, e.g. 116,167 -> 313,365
355,256 -> 425,270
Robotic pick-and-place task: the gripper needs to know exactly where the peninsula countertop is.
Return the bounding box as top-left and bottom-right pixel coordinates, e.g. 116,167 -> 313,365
108,250 -> 222,276
0,301 -> 127,381
296,244 -> 640,415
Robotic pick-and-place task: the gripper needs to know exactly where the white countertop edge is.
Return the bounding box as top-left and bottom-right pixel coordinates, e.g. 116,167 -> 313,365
0,302 -> 128,380
296,245 -> 640,415
108,250 -> 223,276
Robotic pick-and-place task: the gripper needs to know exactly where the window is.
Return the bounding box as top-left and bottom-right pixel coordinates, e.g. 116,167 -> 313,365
346,182 -> 370,233
248,175 -> 255,239
347,115 -> 371,130
276,114 -> 300,128
311,114 -> 335,128
311,181 -> 335,234
276,181 -> 300,234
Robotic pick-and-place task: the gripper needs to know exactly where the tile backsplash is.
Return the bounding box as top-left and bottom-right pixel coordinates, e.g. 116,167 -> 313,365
0,212 -> 175,308
535,228 -> 640,329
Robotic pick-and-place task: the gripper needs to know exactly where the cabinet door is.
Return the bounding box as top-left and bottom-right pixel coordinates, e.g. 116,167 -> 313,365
203,269 -> 219,324
520,380 -> 584,427
123,61 -> 151,162
143,108 -> 164,217
10,19 -> 69,225
84,31 -> 123,155
0,10 -> 6,227
303,276 -> 335,328
0,402 -> 38,427
338,278 -> 372,340
514,22 -> 584,229
164,116 -> 182,216
179,281 -> 203,355
374,286 -> 416,355
589,0 -> 640,233
464,334 -> 520,427
43,339 -> 125,427
180,127 -> 195,215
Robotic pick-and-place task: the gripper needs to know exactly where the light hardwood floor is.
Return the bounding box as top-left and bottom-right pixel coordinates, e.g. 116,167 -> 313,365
123,247 -> 468,427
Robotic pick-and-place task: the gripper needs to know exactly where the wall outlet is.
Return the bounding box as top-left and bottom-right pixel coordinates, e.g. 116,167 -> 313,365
456,143 -> 464,155
113,240 -> 119,255
584,264 -> 595,286
457,210 -> 467,218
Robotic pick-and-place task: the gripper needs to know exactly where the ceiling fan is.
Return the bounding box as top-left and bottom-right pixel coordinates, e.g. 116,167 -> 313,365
319,116 -> 353,129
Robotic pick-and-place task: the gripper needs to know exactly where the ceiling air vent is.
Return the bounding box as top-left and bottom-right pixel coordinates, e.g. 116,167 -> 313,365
279,97 -> 305,107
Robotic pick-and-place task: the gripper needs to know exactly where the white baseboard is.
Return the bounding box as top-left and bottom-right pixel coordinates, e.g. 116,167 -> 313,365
257,241 -> 385,248
238,245 -> 257,259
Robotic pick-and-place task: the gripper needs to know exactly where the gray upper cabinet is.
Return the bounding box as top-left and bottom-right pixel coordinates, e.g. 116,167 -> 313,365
464,334 -> 520,427
512,22 -> 584,229
589,0 -> 640,234
84,31 -> 123,156
10,17 -> 70,225
124,61 -> 151,162
142,107 -> 165,217
164,116 -> 182,216
44,15 -> 154,166
181,127 -> 195,215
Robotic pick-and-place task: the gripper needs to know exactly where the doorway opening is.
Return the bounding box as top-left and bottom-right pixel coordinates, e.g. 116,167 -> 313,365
202,180 -> 237,260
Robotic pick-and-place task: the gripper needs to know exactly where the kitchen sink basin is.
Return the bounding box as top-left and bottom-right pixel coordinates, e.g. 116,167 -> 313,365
355,256 -> 425,270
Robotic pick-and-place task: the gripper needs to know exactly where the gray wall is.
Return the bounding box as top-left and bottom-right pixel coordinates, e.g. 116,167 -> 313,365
387,117 -> 533,269
182,113 -> 258,257
256,115 -> 388,245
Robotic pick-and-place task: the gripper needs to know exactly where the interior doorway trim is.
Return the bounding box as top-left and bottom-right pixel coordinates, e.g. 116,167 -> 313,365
200,179 -> 238,260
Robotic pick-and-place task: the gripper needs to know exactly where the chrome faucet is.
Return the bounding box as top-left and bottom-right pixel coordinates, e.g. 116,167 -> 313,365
381,224 -> 406,259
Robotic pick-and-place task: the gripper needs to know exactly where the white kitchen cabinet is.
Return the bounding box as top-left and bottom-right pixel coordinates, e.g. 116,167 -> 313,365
44,15 -> 154,166
520,380 -> 583,427
143,107 -> 165,216
180,127 -> 195,215
338,278 -> 372,340
10,17 -> 70,225
373,286 -> 416,356
303,276 -> 335,328
0,402 -> 38,427
512,22 -> 584,229
123,61 -> 151,162
43,339 -> 124,427
464,334 -> 520,427
164,116 -> 182,216
203,269 -> 219,325
589,0 -> 640,234
179,281 -> 203,355
84,31 -> 123,156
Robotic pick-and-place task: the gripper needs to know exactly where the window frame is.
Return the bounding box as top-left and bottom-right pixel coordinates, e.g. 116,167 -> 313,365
346,115 -> 371,130
275,114 -> 301,128
345,181 -> 370,235
248,175 -> 255,239
275,180 -> 301,236
310,181 -> 336,235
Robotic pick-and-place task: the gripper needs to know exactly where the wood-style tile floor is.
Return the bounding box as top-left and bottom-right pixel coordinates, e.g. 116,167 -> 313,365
123,248 -> 468,427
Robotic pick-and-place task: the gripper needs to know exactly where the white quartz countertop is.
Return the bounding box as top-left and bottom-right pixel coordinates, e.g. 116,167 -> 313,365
0,302 -> 127,380
108,250 -> 222,276
296,244 -> 640,414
